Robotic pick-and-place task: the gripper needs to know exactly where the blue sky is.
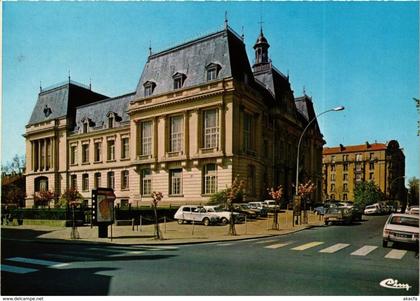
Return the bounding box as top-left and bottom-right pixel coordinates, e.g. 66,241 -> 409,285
2,1 -> 419,183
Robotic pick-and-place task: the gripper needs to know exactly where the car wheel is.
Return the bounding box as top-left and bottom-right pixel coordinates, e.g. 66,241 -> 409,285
221,217 -> 228,225
324,220 -> 329,225
382,240 -> 388,248
177,219 -> 184,225
203,218 -> 210,226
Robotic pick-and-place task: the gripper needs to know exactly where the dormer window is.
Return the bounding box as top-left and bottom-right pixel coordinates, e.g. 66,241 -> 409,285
81,117 -> 94,134
43,105 -> 52,118
173,73 -> 186,90
108,116 -> 114,129
143,81 -> 156,97
206,63 -> 221,81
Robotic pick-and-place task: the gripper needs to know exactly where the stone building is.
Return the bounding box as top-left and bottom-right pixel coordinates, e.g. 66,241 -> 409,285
322,140 -> 406,203
24,26 -> 324,207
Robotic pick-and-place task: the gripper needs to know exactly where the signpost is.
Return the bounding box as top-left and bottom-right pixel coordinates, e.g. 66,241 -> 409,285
91,188 -> 116,238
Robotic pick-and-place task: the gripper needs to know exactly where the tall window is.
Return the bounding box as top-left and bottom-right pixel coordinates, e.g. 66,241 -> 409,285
203,164 -> 217,194
356,153 -> 363,161
243,112 -> 254,152
247,165 -> 256,196
331,174 -> 336,181
207,68 -> 217,81
144,81 -> 156,97
108,117 -> 114,129
94,142 -> 102,162
369,172 -> 374,180
330,183 -> 335,191
94,172 -> 101,188
343,155 -> 348,161
173,73 -> 186,90
343,183 -> 348,192
70,145 -> 77,165
82,174 -> 89,191
343,194 -> 348,201
46,140 -> 51,170
343,163 -> 348,171
121,170 -> 129,190
170,116 -> 183,152
369,162 -> 375,170
121,137 -> 129,159
203,109 -> 219,149
82,144 -> 89,163
107,171 -> 115,189
170,169 -> 182,195
107,140 -> 115,161
139,121 -> 152,156
343,173 -> 349,181
331,164 -> 336,172
70,175 -> 77,189
355,162 -> 362,171
141,169 -> 152,195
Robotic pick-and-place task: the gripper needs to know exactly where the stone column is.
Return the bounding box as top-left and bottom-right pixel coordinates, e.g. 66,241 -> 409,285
219,105 -> 225,153
184,111 -> 189,157
38,140 -> 42,171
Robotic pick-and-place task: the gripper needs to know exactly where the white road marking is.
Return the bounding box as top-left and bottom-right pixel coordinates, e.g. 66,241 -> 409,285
50,263 -> 70,268
108,251 -> 145,257
6,257 -> 62,266
385,249 -> 407,259
87,247 -> 120,253
319,243 -> 350,253
291,241 -> 324,251
1,264 -> 37,274
255,239 -> 278,244
264,242 -> 293,249
350,245 -> 378,256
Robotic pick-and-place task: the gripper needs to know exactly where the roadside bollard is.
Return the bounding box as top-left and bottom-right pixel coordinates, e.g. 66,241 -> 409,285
192,219 -> 195,235
132,218 -> 135,231
164,216 -> 167,233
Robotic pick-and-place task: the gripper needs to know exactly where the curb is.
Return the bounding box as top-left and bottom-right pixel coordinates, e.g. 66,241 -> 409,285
1,224 -> 322,247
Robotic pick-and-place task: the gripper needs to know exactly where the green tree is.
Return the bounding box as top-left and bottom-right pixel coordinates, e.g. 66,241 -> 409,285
354,181 -> 384,209
407,177 -> 419,206
57,187 -> 82,208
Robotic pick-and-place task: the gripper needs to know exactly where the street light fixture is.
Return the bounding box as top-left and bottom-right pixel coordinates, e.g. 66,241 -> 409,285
295,106 -> 345,196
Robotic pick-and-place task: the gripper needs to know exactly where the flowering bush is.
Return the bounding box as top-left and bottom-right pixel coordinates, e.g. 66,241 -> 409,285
151,191 -> 164,240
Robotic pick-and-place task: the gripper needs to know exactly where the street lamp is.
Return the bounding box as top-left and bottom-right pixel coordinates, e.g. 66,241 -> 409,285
295,106 -> 345,196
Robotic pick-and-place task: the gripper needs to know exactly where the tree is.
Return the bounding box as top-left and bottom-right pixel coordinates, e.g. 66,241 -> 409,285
354,181 -> 384,209
407,177 -> 419,206
151,191 -> 164,240
267,186 -> 283,230
33,190 -> 56,208
297,180 -> 316,224
225,176 -> 246,236
57,187 -> 83,208
1,154 -> 25,176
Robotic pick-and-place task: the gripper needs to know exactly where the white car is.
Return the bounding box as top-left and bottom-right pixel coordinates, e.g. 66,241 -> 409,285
174,205 -> 218,226
203,205 -> 243,224
382,213 -> 419,247
364,204 -> 381,215
407,206 -> 419,215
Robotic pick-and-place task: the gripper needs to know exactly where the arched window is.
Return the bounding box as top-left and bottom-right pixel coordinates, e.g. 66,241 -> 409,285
35,176 -> 48,192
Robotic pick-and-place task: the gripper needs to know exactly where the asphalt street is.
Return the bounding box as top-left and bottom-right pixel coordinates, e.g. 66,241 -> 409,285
1,215 -> 418,296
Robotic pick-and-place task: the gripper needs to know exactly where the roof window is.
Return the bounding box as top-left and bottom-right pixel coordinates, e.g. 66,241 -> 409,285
206,63 -> 221,81
173,73 -> 186,90
143,81 -> 156,97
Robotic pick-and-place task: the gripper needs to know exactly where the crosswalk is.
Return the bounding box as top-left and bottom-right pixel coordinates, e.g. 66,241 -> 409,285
1,245 -> 179,274
220,239 -> 414,260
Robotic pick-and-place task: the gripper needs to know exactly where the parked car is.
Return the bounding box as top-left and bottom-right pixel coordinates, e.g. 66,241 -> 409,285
233,204 -> 257,219
313,206 -> 326,215
263,200 -> 280,212
364,204 -> 381,215
407,206 -> 419,215
247,202 -> 268,217
203,205 -> 244,224
174,205 -> 219,226
382,213 -> 419,247
324,207 -> 360,225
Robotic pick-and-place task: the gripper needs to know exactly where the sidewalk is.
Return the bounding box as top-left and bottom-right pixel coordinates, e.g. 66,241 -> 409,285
1,210 -> 324,245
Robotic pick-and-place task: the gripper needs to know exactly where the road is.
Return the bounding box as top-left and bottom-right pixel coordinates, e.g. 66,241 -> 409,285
1,215 -> 418,296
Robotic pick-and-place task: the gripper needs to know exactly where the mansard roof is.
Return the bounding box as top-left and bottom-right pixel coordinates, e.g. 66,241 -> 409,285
74,92 -> 135,131
27,81 -> 108,126
135,27 -> 255,98
253,65 -> 292,104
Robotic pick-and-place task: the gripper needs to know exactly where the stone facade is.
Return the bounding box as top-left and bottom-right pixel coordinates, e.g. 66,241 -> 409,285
24,26 -> 324,207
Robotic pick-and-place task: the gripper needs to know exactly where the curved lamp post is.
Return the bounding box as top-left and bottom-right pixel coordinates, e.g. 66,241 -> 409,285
295,106 -> 345,196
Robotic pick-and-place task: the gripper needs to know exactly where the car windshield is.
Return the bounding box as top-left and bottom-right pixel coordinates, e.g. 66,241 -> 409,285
365,205 -> 376,209
390,216 -> 419,227
327,208 -> 341,214
213,207 -> 225,212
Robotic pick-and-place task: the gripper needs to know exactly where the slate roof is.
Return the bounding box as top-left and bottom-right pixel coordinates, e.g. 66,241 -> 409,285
254,65 -> 292,106
74,92 -> 135,131
135,27 -> 254,98
27,81 -> 108,126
